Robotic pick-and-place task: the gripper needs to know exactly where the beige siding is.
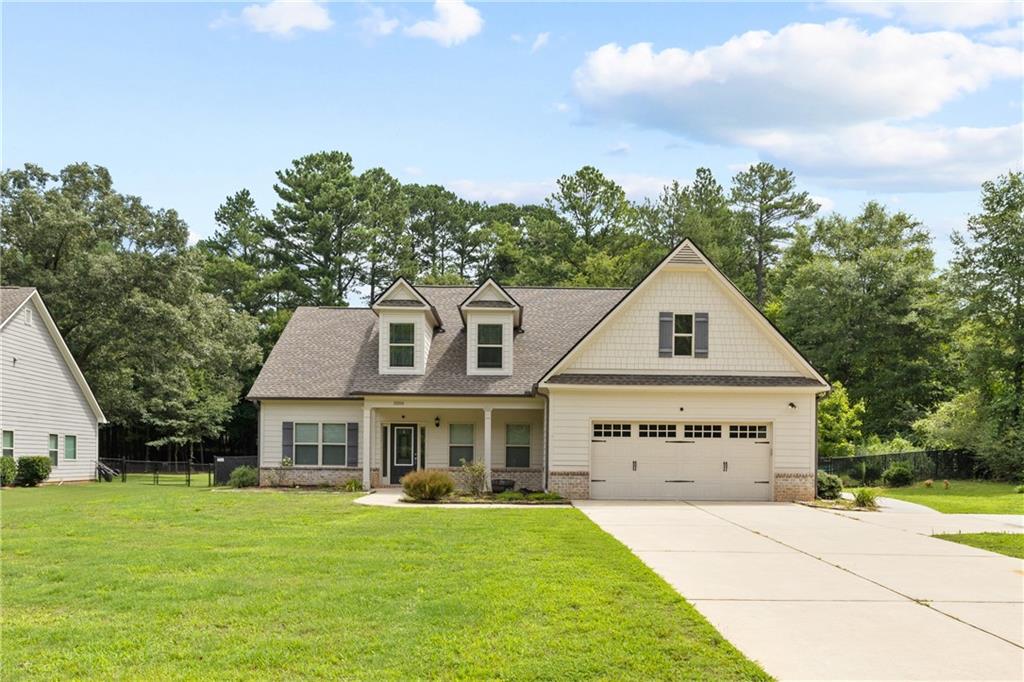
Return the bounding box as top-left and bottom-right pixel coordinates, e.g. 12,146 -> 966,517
377,312 -> 429,375
465,311 -> 514,376
547,388 -> 815,475
259,399 -> 365,467
0,301 -> 99,482
566,268 -> 803,375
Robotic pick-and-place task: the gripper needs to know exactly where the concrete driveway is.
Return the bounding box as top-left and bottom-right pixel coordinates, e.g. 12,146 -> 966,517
575,501 -> 1024,681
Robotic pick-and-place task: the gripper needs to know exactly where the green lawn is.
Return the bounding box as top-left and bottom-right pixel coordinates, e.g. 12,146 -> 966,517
1,482 -> 767,681
877,480 -> 1024,514
934,533 -> 1024,559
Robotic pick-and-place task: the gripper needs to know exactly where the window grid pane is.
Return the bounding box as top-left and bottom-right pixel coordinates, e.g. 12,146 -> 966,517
477,346 -> 502,368
674,336 -> 692,356
477,324 -> 502,345
322,444 -> 346,465
674,314 -> 693,334
506,424 -> 530,446
322,423 -> 346,444
64,435 -> 77,460
295,423 -> 318,443
390,345 -> 414,368
390,323 -> 414,344
506,446 -> 530,468
294,444 -> 318,465
449,424 -> 474,445
592,423 -> 632,438
683,424 -> 722,439
638,424 -> 677,438
729,424 -> 768,439
449,445 -> 474,466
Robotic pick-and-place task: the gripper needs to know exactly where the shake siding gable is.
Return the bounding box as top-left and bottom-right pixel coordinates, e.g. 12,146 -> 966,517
566,269 -> 803,375
0,297 -> 99,482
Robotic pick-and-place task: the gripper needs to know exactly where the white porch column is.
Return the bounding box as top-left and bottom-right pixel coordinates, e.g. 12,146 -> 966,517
483,407 -> 493,492
362,406 -> 372,490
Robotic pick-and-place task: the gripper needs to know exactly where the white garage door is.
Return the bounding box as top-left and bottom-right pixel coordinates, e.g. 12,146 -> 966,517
590,422 -> 772,501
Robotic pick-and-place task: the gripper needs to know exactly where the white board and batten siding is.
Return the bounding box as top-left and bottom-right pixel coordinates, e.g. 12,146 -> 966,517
259,399 -> 365,467
0,300 -> 100,482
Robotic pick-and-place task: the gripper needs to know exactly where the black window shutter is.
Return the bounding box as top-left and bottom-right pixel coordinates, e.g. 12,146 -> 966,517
695,312 -> 709,358
381,425 -> 388,477
658,312 -> 673,357
347,422 -> 359,467
282,421 -> 293,462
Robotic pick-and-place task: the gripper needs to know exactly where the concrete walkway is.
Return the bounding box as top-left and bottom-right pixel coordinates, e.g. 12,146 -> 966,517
576,500 -> 1024,681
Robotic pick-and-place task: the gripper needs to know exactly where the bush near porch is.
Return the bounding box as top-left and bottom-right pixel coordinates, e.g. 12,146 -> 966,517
1,481 -> 767,680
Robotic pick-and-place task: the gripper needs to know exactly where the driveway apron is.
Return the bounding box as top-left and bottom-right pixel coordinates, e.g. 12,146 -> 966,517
575,501 -> 1024,681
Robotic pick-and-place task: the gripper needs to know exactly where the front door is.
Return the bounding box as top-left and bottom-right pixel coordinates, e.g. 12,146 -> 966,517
390,425 -> 417,483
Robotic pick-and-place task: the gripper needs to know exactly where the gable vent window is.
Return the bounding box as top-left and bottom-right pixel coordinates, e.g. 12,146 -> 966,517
23,308 -> 32,326
673,314 -> 693,356
477,324 -> 503,369
639,424 -> 677,438
389,323 -> 415,368
730,424 -> 768,439
683,424 -> 722,439
593,423 -> 631,438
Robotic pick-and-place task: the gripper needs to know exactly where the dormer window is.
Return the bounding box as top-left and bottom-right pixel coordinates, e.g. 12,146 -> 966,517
389,323 -> 415,368
477,324 -> 503,369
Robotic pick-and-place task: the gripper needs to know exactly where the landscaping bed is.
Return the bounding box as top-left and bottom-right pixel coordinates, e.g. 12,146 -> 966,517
797,499 -> 876,512
404,490 -> 569,505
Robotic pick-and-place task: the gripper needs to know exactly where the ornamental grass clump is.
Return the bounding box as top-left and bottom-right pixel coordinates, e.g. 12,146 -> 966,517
401,470 -> 455,501
853,487 -> 878,509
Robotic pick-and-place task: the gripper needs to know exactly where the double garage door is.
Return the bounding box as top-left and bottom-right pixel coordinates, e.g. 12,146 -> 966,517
590,422 -> 772,500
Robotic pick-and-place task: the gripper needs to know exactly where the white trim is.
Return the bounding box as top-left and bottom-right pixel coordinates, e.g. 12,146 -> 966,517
372,278 -> 441,328
542,383 -> 825,394
539,239 -> 828,387
460,278 -> 522,328
1,292 -> 107,423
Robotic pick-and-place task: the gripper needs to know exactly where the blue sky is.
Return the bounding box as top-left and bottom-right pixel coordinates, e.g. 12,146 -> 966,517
4,1 -> 1022,264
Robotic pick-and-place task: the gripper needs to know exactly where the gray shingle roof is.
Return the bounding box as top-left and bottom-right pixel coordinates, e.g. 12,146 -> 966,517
464,300 -> 515,308
1,287 -> 35,325
546,374 -> 825,387
247,287 -> 629,399
375,299 -> 425,307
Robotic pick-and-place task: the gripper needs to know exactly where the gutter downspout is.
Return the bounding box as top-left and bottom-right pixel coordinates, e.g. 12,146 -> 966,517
541,389 -> 550,492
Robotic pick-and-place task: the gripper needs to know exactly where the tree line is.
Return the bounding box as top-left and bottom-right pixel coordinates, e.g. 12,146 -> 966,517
1,155 -> 1021,478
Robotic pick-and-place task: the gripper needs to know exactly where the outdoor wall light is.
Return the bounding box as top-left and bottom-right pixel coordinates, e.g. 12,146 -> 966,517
434,416 -> 441,428
788,402 -> 797,410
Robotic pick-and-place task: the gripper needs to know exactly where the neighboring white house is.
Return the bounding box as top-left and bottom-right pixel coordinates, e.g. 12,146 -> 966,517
0,287 -> 106,482
247,240 -> 830,501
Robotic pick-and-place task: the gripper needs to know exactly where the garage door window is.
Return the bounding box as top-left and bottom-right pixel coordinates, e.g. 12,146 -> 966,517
730,425 -> 768,439
593,423 -> 631,438
683,424 -> 722,438
639,424 -> 676,438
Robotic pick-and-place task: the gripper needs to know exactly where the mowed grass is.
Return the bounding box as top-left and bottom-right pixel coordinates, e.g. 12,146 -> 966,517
1,482 -> 768,681
933,532 -> 1024,559
878,480 -> 1024,514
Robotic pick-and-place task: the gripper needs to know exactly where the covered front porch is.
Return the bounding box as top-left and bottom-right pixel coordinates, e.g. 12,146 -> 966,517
359,395 -> 546,491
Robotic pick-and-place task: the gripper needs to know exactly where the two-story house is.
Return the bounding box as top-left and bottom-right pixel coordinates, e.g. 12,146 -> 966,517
247,240 -> 829,500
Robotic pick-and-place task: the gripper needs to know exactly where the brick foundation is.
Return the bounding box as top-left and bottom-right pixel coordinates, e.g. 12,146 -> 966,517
432,467 -> 544,493
774,471 -> 815,501
260,467 -> 369,488
548,470 -> 590,500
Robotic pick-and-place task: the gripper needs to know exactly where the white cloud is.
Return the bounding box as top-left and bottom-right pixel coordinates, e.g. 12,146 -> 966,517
809,195 -> 836,213
510,33 -> 524,43
572,20 -> 1023,190
531,32 -> 550,53
980,21 -> 1023,45
606,141 -> 631,156
358,6 -> 399,39
239,0 -> 333,38
828,2 -> 1022,30
448,173 -> 672,204
405,0 -> 483,47
553,102 -> 570,113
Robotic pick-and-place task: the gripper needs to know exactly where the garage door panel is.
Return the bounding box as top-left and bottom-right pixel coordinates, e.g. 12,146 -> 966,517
590,422 -> 773,501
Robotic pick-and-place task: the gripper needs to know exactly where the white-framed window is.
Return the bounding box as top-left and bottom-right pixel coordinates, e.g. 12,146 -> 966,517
730,424 -> 768,440
505,424 -> 530,468
2,430 -> 13,458
322,423 -> 347,465
389,323 -> 415,368
684,424 -> 722,439
294,423 -> 319,465
294,423 -> 348,466
48,434 -> 59,466
449,423 -> 474,466
64,434 -> 77,460
673,314 -> 693,356
593,423 -> 631,438
477,324 -> 503,369
639,424 -> 677,438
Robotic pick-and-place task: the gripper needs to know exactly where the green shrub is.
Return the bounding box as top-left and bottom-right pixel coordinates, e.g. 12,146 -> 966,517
816,470 -> 843,500
881,462 -> 914,487
525,491 -> 563,501
495,490 -> 525,501
853,488 -> 878,508
227,465 -> 258,488
1015,484 -> 1024,494
14,456 -> 52,487
402,470 -> 455,501
459,459 -> 487,496
1,456 -> 15,486
342,478 -> 363,492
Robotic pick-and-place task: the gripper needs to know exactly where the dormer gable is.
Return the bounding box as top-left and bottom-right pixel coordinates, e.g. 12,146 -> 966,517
371,278 -> 441,376
460,279 -> 520,377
